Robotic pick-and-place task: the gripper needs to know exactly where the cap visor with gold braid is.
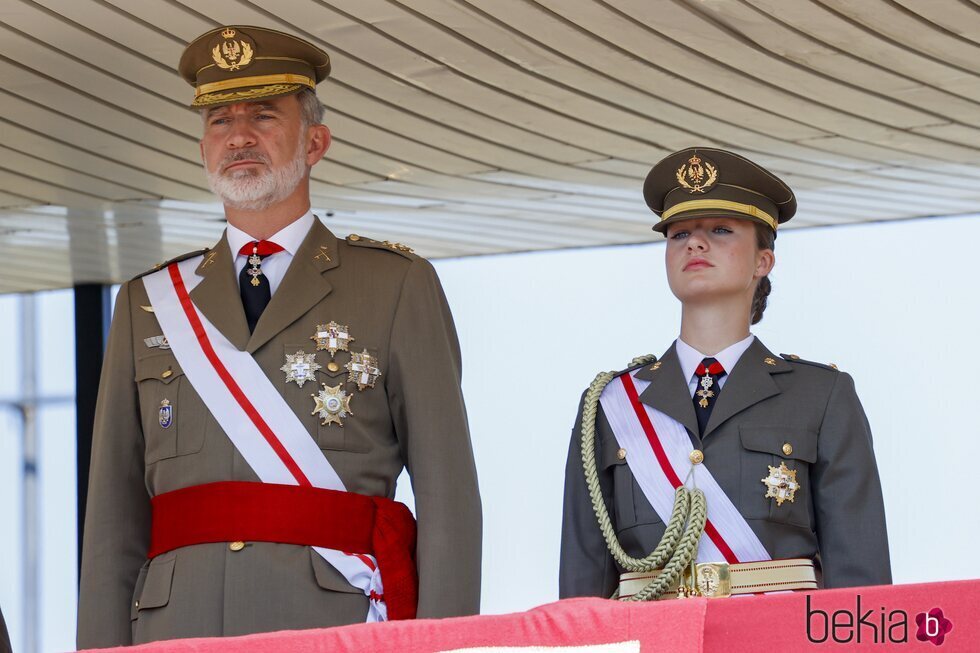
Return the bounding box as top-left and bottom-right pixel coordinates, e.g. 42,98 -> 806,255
179,26 -> 331,108
644,147 -> 797,233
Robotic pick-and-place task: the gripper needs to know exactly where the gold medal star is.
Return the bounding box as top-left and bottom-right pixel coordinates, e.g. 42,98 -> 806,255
311,383 -> 353,427
761,462 -> 800,506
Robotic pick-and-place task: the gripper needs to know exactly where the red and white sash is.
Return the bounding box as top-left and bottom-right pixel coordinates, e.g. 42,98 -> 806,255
142,256 -> 387,622
599,369 -> 771,565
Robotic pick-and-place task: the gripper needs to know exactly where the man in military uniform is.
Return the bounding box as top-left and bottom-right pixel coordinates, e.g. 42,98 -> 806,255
560,148 -> 891,600
78,26 -> 481,647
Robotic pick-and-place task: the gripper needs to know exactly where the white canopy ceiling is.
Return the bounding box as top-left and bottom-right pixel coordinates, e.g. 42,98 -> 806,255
1,0 -> 979,292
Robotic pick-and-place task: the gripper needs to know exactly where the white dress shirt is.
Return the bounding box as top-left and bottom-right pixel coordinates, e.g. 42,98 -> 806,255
675,334 -> 755,398
226,210 -> 315,297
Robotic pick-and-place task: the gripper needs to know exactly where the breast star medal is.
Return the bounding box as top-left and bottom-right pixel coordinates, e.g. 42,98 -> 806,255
310,321 -> 354,357
281,350 -> 321,387
346,349 -> 382,391
762,462 -> 800,506
311,383 -> 353,427
696,373 -> 715,409
158,399 -> 173,429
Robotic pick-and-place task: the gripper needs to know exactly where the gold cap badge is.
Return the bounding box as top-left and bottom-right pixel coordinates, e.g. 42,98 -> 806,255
675,153 -> 719,194
211,28 -> 256,72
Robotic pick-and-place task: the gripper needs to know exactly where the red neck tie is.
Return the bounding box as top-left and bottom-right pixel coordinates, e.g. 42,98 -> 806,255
238,240 -> 284,333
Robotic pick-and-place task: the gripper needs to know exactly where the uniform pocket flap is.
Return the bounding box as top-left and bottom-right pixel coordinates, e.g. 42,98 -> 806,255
138,554 -> 175,611
135,352 -> 184,384
599,434 -> 628,469
739,425 -> 817,463
310,549 -> 366,594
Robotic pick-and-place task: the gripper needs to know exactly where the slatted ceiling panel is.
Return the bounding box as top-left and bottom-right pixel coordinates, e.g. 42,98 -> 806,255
820,0 -> 980,70
690,0 -> 980,122
0,1 -> 979,293
895,0 -> 980,43
467,0 -> 833,144
749,0 -> 980,98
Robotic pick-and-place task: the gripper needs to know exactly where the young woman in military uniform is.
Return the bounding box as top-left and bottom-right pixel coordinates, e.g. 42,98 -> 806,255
559,148 -> 891,600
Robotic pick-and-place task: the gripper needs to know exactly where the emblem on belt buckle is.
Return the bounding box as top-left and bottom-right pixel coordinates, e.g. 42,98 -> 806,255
694,563 -> 731,598
762,461 -> 800,506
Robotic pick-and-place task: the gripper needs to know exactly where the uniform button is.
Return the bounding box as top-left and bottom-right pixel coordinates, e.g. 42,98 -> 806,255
349,234 -> 361,242
229,541 -> 245,552
782,443 -> 793,456
161,368 -> 173,379
689,449 -> 704,465
135,600 -> 140,609
617,448 -> 627,460
327,361 -> 340,373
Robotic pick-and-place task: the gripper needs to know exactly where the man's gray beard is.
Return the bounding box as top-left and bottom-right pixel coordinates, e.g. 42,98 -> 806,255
205,146 -> 308,211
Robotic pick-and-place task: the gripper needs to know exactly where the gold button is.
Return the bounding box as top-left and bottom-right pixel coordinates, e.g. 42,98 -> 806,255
229,541 -> 245,552
161,369 -> 173,379
327,361 -> 340,373
349,234 -> 361,242
782,443 -> 793,456
617,448 -> 627,460
689,449 -> 704,465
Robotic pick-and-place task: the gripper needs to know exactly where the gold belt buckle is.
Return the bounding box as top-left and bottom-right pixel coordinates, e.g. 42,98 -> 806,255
694,562 -> 731,598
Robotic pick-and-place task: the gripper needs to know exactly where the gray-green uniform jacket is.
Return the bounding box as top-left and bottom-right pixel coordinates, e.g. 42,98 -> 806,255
78,219 -> 482,647
559,338 -> 891,598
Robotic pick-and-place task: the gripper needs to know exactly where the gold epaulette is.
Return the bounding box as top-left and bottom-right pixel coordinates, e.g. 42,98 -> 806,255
780,353 -> 839,371
133,248 -> 210,280
345,234 -> 417,259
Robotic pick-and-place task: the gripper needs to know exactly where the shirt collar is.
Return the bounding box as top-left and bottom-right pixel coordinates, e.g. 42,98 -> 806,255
676,334 -> 756,382
226,210 -> 315,258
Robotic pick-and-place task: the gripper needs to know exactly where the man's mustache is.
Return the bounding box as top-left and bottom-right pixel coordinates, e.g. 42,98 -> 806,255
221,150 -> 269,170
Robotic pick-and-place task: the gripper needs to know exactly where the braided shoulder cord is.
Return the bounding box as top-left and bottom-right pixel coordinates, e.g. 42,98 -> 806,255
579,359 -> 707,600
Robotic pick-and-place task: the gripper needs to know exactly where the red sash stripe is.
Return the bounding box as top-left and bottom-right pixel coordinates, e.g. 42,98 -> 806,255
168,263 -> 311,487
620,373 -> 740,565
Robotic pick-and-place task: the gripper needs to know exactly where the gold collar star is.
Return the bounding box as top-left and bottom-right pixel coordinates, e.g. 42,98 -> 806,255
311,383 -> 353,427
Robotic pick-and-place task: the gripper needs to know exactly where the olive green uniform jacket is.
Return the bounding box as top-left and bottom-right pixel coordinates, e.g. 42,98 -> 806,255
559,338 -> 891,598
78,219 -> 482,647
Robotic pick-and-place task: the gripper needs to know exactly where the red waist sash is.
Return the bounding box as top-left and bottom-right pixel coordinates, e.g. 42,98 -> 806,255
148,481 -> 418,620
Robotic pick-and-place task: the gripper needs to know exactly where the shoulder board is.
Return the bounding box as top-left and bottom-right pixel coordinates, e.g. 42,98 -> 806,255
627,354 -> 658,370
132,248 -> 209,280
345,234 -> 418,260
609,354 -> 658,379
780,353 -> 840,371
